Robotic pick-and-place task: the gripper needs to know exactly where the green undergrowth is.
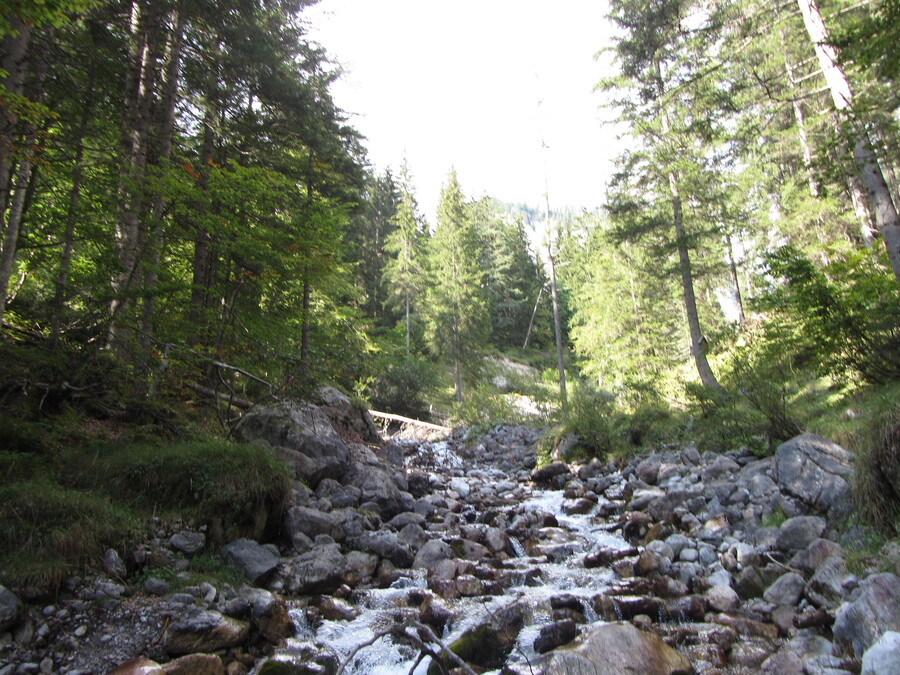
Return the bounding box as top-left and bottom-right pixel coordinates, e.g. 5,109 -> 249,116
0,339 -> 292,595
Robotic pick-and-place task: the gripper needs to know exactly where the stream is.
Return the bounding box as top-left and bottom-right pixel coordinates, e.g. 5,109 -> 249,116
280,438 -> 635,674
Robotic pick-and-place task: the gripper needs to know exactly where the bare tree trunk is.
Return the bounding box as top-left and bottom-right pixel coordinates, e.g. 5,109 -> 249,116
187,103 -> 216,347
0,31 -> 46,325
51,42 -> 99,347
0,17 -> 32,222
655,65 -> 721,390
847,173 -> 878,248
796,0 -> 900,286
782,44 -> 819,199
453,356 -> 462,404
724,230 -> 745,326
141,4 -> 184,356
109,0 -> 165,347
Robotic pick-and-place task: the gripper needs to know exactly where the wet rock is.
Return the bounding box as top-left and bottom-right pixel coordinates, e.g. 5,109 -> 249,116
162,653 -> 225,675
583,545 -> 638,569
0,585 -> 23,631
774,433 -> 853,520
775,515 -> 827,552
595,595 -> 663,622
531,461 -> 569,484
163,608 -> 250,656
221,539 -> 280,586
242,588 -> 293,643
342,444 -> 406,518
538,621 -> 692,674
316,596 -> 358,621
535,619 -> 579,654
833,572 -> 900,657
253,641 -> 339,675
419,594 -> 452,634
862,630 -> 900,675
763,572 -> 807,606
762,633 -> 833,674
428,600 -> 524,674
736,564 -> 783,600
111,658 -> 166,674
663,595 -> 707,622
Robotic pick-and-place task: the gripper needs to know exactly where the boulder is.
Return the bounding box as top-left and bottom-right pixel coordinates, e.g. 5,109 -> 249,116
162,653 -> 225,675
535,619 -> 580,654
789,538 -> 844,574
538,621 -> 692,674
221,539 -> 280,586
278,543 -> 348,595
0,585 -> 23,631
163,608 -> 250,656
242,587 -> 294,643
775,515 -> 827,552
834,573 -> 900,657
413,539 -> 454,572
773,433 -> 853,520
232,402 -> 350,486
348,530 -> 414,568
706,584 -> 740,613
862,630 -> 900,675
531,461 -> 569,484
805,555 -> 849,609
111,658 -> 166,675
763,572 -> 807,607
341,443 -> 405,518
314,384 -> 380,443
427,600 -> 524,674
168,532 -> 206,556
283,505 -> 346,544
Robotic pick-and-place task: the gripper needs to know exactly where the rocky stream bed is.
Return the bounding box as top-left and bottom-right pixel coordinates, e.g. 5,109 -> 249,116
1,390 -> 899,674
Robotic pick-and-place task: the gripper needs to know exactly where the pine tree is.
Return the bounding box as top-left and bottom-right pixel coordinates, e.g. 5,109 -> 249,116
423,170 -> 488,403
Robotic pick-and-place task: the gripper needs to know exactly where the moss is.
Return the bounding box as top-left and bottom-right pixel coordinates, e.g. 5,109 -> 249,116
426,623 -> 513,675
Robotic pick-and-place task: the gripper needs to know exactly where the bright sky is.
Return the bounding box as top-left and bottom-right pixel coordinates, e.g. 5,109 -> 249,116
304,0 -> 621,224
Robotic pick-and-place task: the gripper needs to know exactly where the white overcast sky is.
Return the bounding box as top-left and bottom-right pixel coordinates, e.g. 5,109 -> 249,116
304,0 -> 621,224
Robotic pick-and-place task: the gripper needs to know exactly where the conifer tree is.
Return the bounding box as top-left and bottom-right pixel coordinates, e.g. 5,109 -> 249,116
423,170 -> 488,403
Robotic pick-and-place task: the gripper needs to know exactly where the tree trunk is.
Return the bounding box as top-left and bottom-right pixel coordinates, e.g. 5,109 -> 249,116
141,4 -> 184,359
453,356 -> 462,404
51,58 -> 97,346
187,102 -> 216,347
796,0 -> 900,286
109,0 -> 165,347
0,17 -> 32,222
724,230 -> 745,326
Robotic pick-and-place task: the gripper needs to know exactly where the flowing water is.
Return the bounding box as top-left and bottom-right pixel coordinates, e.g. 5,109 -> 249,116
279,439 -> 634,674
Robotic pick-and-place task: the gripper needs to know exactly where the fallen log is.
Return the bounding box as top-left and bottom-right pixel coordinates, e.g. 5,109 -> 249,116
369,410 -> 451,434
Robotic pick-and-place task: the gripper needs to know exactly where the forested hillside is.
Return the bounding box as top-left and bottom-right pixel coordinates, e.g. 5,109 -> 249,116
1,0 -> 898,586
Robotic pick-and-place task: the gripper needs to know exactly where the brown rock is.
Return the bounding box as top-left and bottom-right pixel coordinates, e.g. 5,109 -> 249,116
163,609 -> 250,656
111,658 -> 166,675
163,653 -> 225,675
538,622 -> 692,674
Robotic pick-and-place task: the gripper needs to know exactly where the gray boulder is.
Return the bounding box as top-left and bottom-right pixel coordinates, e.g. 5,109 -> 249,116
0,585 -> 23,631
233,402 -> 350,487
805,555 -> 849,609
341,444 -> 405,518
834,573 -> 900,657
412,539 -> 454,572
763,572 -> 807,607
241,587 -> 294,643
314,384 -> 380,443
221,538 -> 280,586
278,543 -> 348,595
168,532 -> 206,556
163,608 -> 250,656
775,515 -> 827,552
774,433 -> 853,520
538,621 -> 692,674
348,531 -> 414,568
283,505 -> 346,544
862,630 -> 900,675
789,538 -> 844,574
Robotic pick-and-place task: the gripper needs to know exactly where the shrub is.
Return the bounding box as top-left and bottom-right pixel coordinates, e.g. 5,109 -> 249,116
368,355 -> 440,421
853,396 -> 900,535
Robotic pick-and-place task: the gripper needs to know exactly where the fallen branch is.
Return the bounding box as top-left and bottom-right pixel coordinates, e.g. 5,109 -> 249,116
370,410 -> 451,434
186,382 -> 253,409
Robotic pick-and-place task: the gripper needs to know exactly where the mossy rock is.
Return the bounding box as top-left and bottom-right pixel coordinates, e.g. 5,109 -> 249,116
427,623 -> 514,675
